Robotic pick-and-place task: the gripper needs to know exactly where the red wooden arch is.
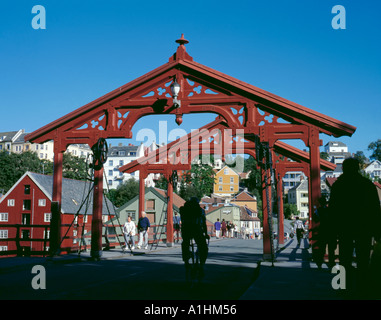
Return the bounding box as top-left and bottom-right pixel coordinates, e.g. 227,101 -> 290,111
25,35 -> 354,259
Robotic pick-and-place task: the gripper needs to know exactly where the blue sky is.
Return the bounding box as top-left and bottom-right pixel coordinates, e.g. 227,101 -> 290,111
1,1 -> 380,158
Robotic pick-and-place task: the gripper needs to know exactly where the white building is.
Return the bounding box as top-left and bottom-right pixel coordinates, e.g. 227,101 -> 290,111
365,160 -> 381,181
103,142 -> 160,190
324,141 -> 351,164
283,171 -> 307,194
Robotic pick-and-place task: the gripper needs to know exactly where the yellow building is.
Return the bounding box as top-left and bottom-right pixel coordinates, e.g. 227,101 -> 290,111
213,165 -> 240,197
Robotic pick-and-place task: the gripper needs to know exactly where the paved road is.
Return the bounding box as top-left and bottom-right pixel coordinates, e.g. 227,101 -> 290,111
0,238 -> 267,300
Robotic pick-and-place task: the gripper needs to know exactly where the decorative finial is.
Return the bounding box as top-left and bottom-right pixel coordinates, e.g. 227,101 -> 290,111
175,34 -> 189,46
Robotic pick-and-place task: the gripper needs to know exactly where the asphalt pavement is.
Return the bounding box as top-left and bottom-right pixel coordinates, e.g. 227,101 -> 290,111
0,236 -> 373,301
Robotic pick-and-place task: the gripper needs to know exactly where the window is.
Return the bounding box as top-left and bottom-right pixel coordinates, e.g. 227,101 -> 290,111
109,160 -> 113,166
108,180 -> 113,186
0,213 -> 8,222
224,169 -> 229,175
38,199 -> 46,206
146,199 -> 155,211
44,213 -> 51,222
0,246 -> 8,251
119,160 -> 124,166
23,200 -> 31,211
43,230 -> 50,239
108,170 -> 113,176
0,230 -> 8,239
24,185 -> 31,195
119,151 -> 125,156
22,214 -> 30,225
230,186 -> 234,191
219,186 -> 223,191
7,199 -> 15,207
21,230 -> 30,239
230,177 -> 234,183
219,177 -> 223,183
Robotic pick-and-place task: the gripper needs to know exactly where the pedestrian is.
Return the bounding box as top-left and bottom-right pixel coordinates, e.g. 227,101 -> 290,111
123,215 -> 136,250
314,196 -> 337,269
226,221 -> 231,238
329,157 -> 381,296
234,224 -> 238,238
221,219 -> 227,238
173,212 -> 181,243
180,197 -> 209,280
137,211 -> 150,250
214,218 -> 221,239
294,217 -> 305,246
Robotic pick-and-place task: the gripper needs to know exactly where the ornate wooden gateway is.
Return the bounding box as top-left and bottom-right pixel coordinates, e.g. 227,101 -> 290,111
25,35 -> 355,259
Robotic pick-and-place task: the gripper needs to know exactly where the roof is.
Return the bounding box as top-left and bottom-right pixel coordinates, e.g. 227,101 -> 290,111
153,187 -> 186,210
0,131 -> 22,143
108,145 -> 138,156
25,38 -> 356,144
325,141 -> 347,147
240,206 -> 260,221
289,179 -> 309,192
326,177 -> 337,187
232,191 -> 257,202
0,172 -> 114,215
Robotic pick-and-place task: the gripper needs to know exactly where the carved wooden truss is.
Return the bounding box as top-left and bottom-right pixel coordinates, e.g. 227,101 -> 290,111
25,35 -> 355,259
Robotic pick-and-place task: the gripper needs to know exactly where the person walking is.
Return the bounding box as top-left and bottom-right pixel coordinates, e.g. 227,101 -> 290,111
221,219 -> 227,238
123,216 -> 136,250
214,218 -> 221,239
329,157 -> 381,296
314,196 -> 337,269
294,217 -> 305,246
180,197 -> 209,280
173,212 -> 181,243
137,211 -> 150,250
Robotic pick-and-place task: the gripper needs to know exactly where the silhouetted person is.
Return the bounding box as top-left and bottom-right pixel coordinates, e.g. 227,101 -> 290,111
315,196 -> 337,269
329,158 -> 381,295
180,197 -> 209,280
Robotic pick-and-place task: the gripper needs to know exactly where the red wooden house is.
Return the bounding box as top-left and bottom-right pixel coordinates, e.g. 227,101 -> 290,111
0,172 -> 114,257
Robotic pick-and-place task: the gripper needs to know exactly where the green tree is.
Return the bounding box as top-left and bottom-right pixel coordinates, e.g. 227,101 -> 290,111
283,203 -> 299,219
106,178 -> 139,207
0,151 -> 43,193
154,175 -> 168,190
62,153 -> 88,180
320,152 -> 329,161
353,151 -> 368,170
368,139 -> 381,161
182,163 -> 215,199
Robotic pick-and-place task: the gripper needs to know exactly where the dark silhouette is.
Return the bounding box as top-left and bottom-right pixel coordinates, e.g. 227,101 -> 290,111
314,196 -> 337,269
329,157 -> 381,295
180,197 -> 209,280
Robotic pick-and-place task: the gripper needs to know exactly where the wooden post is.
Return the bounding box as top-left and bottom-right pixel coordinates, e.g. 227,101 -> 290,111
138,169 -> 147,219
91,167 -> 104,259
261,167 -> 272,260
166,172 -> 174,247
277,172 -> 285,245
308,126 -> 322,254
50,149 -> 63,256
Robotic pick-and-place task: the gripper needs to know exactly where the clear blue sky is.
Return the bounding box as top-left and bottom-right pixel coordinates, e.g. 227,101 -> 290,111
1,1 -> 380,158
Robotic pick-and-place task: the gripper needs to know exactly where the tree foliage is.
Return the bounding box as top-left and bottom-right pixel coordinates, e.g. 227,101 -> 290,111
180,162 -> 215,200
368,139 -> 381,162
106,178 -> 139,207
0,150 -> 89,194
